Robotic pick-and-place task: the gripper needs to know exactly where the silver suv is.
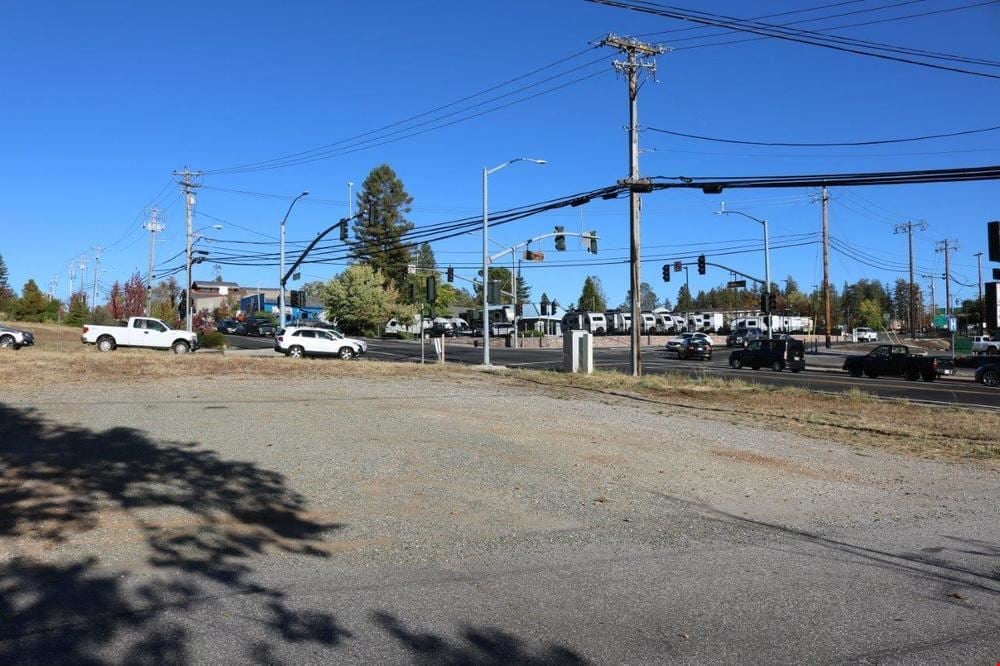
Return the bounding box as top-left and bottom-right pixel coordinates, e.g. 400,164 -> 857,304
0,324 -> 35,350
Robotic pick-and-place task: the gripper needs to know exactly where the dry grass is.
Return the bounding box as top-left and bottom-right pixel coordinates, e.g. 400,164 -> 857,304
3,323 -> 997,463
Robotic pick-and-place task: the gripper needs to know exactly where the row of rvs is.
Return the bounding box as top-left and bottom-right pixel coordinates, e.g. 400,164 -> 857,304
562,310 -> 814,335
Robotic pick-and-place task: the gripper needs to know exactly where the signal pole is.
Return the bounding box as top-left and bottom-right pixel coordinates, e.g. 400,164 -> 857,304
821,187 -> 832,348
936,239 -> 958,315
91,246 -> 102,312
974,251 -> 984,332
143,207 -> 165,315
600,33 -> 666,377
894,220 -> 926,339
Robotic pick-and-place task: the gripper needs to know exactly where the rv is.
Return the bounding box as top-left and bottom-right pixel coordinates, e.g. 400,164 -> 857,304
561,311 -> 608,335
639,312 -> 657,333
605,311 -> 628,335
731,315 -> 813,334
690,312 -> 725,333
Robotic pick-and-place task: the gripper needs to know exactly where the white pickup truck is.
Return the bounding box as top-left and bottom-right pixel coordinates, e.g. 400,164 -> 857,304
81,317 -> 199,353
971,335 -> 998,355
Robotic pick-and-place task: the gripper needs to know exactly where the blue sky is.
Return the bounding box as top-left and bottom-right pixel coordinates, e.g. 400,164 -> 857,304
2,0 -> 998,311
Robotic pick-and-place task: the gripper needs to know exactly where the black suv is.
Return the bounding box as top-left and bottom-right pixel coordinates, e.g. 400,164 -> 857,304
729,338 -> 805,372
243,319 -> 276,337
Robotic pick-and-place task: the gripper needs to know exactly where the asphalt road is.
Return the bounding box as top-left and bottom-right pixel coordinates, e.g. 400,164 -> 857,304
222,334 -> 999,409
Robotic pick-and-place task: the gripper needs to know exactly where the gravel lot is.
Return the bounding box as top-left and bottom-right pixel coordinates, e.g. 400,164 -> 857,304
2,373 -> 999,663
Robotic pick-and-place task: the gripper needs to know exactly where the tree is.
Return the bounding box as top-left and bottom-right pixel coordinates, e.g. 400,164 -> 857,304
107,281 -> 124,319
620,282 -> 659,311
322,264 -> 413,336
856,298 -> 884,329
576,276 -> 607,312
0,254 -> 13,312
16,279 -> 48,322
412,242 -> 436,272
65,291 -> 89,326
675,284 -> 693,312
120,272 -> 146,318
472,267 -> 528,305
352,164 -> 414,289
661,296 -> 673,311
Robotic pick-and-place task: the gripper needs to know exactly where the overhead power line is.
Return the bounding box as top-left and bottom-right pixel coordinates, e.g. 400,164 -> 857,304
645,125 -> 1000,147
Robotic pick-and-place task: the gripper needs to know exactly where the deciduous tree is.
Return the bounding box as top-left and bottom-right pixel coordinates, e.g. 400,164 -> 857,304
123,272 -> 147,317
322,264 -> 413,336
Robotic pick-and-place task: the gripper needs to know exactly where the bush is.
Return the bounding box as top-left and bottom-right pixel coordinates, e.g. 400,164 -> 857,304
389,331 -> 413,340
198,331 -> 226,349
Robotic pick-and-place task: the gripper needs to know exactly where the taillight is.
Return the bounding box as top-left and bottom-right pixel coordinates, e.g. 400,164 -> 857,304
82,326 -> 89,334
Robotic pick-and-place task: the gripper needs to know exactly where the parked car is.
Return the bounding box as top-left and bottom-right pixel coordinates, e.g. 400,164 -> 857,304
81,317 -> 199,354
729,338 -> 805,373
0,324 -> 35,350
971,335 -> 998,356
427,322 -> 456,337
243,320 -> 276,337
974,361 -> 1000,387
842,344 -> 951,382
725,327 -> 763,348
275,326 -> 367,360
676,336 -> 712,360
665,332 -> 710,354
216,319 -> 239,334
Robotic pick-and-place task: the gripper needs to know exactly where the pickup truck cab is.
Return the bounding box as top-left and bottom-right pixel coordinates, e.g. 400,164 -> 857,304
81,317 -> 199,354
971,335 -> 998,355
852,327 -> 878,343
843,344 -> 950,382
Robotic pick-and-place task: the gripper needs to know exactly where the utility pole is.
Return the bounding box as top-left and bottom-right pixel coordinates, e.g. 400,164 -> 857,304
47,277 -> 58,301
91,246 -> 102,312
143,207 -> 165,315
894,220 -> 926,339
174,169 -> 201,332
974,251 -> 984,333
821,187 -> 832,348
600,33 -> 667,377
936,239 -> 958,315
67,263 -> 76,302
921,273 -> 937,325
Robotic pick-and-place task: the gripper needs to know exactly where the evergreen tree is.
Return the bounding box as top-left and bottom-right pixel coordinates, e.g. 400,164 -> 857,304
619,282 -> 659,310
675,284 -> 693,312
65,291 -> 89,326
473,267 -> 527,305
16,279 -> 48,321
352,164 -> 414,289
576,276 -> 607,312
412,242 -> 436,272
0,254 -> 13,307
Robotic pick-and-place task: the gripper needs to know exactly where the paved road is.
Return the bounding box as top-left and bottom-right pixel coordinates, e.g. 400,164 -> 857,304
222,334 -> 999,409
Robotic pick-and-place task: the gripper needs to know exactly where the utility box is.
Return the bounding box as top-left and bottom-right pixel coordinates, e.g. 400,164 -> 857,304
563,330 -> 593,374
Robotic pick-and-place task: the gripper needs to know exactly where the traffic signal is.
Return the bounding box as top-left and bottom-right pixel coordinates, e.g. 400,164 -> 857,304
515,303 -> 523,317
697,255 -> 706,275
487,280 -> 502,304
760,292 -> 773,313
673,260 -> 682,273
662,264 -> 671,282
426,276 -> 437,304
554,226 -> 566,251
588,231 -> 598,254
340,220 -> 349,242
447,266 -> 454,283
989,220 -> 1000,262
289,290 -> 301,308
408,281 -> 417,302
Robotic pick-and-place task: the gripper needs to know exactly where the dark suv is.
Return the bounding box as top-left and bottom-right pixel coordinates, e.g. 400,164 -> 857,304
729,338 -> 805,372
726,327 -> 763,347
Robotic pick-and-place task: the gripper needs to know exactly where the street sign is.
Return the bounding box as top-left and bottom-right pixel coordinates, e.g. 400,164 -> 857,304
726,280 -> 746,289
407,264 -> 416,274
673,261 -> 682,272
524,250 -> 545,261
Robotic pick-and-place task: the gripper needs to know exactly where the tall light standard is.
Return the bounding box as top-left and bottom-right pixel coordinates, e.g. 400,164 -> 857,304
185,224 -> 223,331
716,203 -> 772,339
482,158 -> 546,366
278,191 -> 310,329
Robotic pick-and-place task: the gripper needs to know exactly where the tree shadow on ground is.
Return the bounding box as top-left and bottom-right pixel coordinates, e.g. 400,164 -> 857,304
0,403 -> 348,663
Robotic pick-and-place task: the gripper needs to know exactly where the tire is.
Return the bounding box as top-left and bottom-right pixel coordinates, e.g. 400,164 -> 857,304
97,337 -> 116,353
0,335 -> 15,349
981,368 -> 1000,387
987,346 -> 998,356
848,367 -> 863,378
730,357 -> 743,369
771,361 -> 783,372
338,346 -> 355,360
288,345 -> 305,359
172,340 -> 190,354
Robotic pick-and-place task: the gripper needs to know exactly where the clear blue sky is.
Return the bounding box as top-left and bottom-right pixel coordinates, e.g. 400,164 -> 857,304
2,0 -> 998,312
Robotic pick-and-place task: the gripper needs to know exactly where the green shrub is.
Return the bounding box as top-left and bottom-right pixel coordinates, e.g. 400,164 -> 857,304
390,331 -> 413,340
198,331 -> 226,349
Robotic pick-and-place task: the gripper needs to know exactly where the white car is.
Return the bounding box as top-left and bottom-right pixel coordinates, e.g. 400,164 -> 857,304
665,332 -> 711,353
853,327 -> 878,343
0,324 -> 35,350
276,327 -> 367,360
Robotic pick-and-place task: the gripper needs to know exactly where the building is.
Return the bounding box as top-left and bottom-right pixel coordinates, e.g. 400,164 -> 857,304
239,288 -> 325,322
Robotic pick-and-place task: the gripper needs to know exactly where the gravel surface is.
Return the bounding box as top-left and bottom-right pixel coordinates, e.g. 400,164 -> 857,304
2,374 -> 998,663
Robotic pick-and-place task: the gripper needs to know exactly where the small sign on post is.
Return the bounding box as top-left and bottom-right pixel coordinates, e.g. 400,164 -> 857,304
726,280 -> 746,289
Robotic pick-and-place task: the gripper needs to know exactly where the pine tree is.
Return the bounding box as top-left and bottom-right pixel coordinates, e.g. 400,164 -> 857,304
0,254 -> 13,311
352,164 -> 414,289
65,291 -> 89,326
16,279 -> 48,322
576,276 -> 607,312
675,284 -> 693,312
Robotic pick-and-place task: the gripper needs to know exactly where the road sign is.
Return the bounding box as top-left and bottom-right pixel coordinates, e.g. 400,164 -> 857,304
726,280 -> 746,289
407,264 -> 416,274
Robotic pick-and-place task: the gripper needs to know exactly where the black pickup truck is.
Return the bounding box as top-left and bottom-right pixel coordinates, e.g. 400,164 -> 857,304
843,344 -> 953,382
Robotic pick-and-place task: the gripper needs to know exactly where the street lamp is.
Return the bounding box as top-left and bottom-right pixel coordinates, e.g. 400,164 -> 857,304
482,158 -> 546,366
278,191 -> 310,329
716,203 -> 772,339
185,224 -> 223,332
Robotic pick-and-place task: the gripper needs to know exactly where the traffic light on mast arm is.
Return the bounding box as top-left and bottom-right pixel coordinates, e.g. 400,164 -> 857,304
447,266 -> 454,283
340,219 -> 349,242
588,231 -> 598,254
554,226 -> 566,251
662,264 -> 671,282
697,255 -> 706,275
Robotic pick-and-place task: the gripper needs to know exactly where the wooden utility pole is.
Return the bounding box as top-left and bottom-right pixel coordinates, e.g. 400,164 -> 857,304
600,34 -> 666,377
936,239 -> 958,315
821,187 -> 832,348
974,251 -> 984,332
894,220 -> 926,339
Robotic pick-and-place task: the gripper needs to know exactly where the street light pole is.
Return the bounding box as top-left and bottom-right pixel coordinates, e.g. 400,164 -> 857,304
278,191 -> 310,329
717,204 -> 772,339
482,158 -> 545,366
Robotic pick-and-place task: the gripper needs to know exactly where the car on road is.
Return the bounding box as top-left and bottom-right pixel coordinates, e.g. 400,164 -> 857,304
242,319 -> 276,337
665,332 -> 711,354
975,361 -> 1000,387
842,344 -> 950,382
853,327 -> 878,343
971,335 -> 998,356
216,319 -> 240,334
725,327 -> 763,348
675,336 -> 712,360
729,338 -> 805,373
276,326 -> 367,360
0,324 -> 35,350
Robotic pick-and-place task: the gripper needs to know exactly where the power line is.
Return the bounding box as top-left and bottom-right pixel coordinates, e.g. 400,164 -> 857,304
644,124 -> 1000,147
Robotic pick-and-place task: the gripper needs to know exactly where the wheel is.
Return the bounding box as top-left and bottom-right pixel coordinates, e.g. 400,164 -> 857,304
97,337 -> 116,352
865,369 -> 879,379
338,346 -> 355,360
848,367 -> 863,378
172,340 -> 190,354
771,361 -> 783,372
0,335 -> 14,349
288,345 -> 305,359
981,368 -> 1000,387
987,346 -> 998,356
730,357 -> 743,369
